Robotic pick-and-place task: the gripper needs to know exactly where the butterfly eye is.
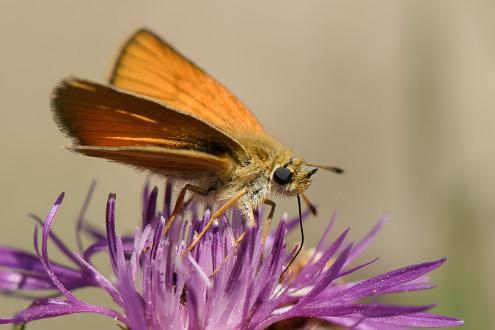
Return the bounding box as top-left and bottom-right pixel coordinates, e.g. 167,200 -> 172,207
273,166 -> 293,185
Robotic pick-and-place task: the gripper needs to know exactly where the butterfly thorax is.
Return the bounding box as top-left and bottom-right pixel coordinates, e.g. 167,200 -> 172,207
216,136 -> 310,221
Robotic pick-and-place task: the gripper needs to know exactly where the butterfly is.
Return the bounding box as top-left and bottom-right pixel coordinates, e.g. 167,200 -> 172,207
51,29 -> 342,254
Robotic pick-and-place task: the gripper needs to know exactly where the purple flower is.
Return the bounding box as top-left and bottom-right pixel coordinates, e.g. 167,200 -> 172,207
0,182 -> 462,329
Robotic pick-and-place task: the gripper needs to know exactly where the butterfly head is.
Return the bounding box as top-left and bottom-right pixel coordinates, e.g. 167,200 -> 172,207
271,158 -> 315,196
271,158 -> 344,197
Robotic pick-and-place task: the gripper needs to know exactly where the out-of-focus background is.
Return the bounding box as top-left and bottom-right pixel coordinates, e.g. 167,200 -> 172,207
0,1 -> 493,328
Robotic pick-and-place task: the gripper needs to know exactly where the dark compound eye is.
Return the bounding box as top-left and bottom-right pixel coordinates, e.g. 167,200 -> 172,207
273,166 -> 293,185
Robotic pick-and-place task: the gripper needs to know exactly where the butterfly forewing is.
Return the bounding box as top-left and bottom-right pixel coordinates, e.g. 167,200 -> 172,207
110,29 -> 266,138
52,78 -> 247,176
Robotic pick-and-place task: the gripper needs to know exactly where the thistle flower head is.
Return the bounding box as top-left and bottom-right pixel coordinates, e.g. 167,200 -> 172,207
0,182 -> 462,329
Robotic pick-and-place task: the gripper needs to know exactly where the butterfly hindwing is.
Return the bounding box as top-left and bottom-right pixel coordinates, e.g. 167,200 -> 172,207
70,146 -> 231,178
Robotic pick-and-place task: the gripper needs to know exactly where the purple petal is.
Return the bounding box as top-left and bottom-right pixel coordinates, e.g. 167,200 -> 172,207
324,316 -> 409,329
105,193 -> 118,273
313,212 -> 338,254
82,240 -> 108,262
0,271 -> 55,291
329,259 -> 446,305
0,247 -> 84,284
293,227 -> 350,285
29,213 -> 86,269
364,312 -> 464,328
268,219 -> 287,276
71,253 -> 122,305
0,298 -> 125,325
338,257 -> 380,278
150,216 -> 166,260
257,304 -> 434,330
162,180 -> 173,219
115,235 -> 147,330
143,186 -> 158,227
297,244 -> 352,305
284,208 -> 313,233
345,216 -> 387,267
377,276 -> 435,294
298,303 -> 434,318
76,180 -> 97,253
39,193 -> 78,302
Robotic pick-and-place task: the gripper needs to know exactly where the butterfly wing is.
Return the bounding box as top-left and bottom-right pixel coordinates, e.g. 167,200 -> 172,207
109,28 -> 265,138
52,78 -> 248,177
70,146 -> 231,178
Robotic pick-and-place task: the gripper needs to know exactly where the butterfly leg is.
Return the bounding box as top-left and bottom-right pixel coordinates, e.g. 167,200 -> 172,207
143,184 -> 211,253
208,199 -> 274,276
162,184 -> 211,237
261,199 -> 276,256
181,188 -> 247,256
301,193 -> 318,215
208,230 -> 248,278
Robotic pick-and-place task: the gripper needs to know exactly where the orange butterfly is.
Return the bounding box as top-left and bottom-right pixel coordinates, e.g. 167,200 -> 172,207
52,29 -> 342,254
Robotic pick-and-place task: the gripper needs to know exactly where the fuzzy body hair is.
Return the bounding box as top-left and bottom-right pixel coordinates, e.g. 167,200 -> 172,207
190,133 -> 314,224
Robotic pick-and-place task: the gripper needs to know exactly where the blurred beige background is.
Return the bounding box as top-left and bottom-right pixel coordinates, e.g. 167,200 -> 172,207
0,1 -> 493,329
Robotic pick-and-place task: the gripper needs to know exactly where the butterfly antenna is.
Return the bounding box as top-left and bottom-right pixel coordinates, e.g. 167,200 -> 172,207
281,194 -> 305,278
304,162 -> 344,174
